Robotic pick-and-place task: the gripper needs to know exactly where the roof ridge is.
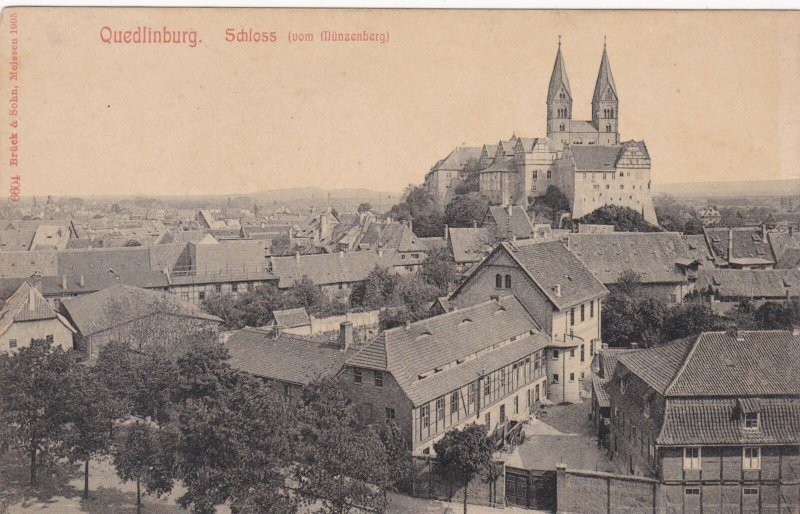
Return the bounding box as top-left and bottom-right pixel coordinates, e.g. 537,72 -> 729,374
664,334 -> 703,396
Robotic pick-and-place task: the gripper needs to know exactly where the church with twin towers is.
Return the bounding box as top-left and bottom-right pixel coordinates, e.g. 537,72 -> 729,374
424,40 -> 658,225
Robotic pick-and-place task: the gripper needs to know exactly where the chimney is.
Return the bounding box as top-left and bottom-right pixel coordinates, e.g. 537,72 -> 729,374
761,223 -> 767,241
408,220 -> 413,233
338,250 -> 344,259
339,321 -> 353,351
28,287 -> 36,311
295,251 -> 301,263
490,295 -> 499,302
61,274 -> 67,290
443,223 -> 449,242
629,342 -> 638,350
554,284 -> 562,297
472,220 -> 478,228
506,204 -> 512,216
79,274 -> 85,288
790,225 -> 794,237
404,320 -> 411,330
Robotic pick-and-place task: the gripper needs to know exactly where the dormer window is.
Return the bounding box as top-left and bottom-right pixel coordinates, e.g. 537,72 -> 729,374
620,377 -> 627,395
744,412 -> 760,430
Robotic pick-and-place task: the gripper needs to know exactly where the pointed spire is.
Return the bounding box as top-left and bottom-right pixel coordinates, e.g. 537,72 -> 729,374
548,38 -> 571,103
593,42 -> 618,102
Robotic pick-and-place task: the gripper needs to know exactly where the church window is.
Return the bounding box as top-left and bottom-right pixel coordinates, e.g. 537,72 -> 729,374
532,170 -> 538,179
605,91 -> 612,101
610,108 -> 614,117
547,170 -> 552,179
505,275 -> 512,289
606,124 -> 612,132
559,124 -> 565,132
560,92 -> 566,100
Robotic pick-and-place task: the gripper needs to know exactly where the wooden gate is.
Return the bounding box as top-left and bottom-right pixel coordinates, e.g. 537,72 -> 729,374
505,467 -> 556,511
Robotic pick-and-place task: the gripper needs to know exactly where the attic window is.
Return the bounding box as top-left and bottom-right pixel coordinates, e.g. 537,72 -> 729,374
417,331 -> 433,339
418,371 -> 430,380
744,412 -> 760,430
107,268 -> 116,274
751,234 -> 761,242
460,318 -> 473,325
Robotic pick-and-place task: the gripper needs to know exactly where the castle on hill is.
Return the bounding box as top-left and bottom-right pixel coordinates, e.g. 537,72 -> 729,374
423,40 -> 658,225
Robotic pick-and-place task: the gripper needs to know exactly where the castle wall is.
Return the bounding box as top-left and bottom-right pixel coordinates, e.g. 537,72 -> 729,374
570,169 -> 656,224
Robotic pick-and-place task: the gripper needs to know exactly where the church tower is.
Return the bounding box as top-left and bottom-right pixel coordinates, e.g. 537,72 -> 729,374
547,39 -> 572,150
591,40 -> 619,145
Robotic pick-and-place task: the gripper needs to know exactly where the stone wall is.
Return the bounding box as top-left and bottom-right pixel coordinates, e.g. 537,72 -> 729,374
556,465 -> 659,514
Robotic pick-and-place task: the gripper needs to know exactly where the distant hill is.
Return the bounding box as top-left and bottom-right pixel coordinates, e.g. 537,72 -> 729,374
655,179 -> 800,198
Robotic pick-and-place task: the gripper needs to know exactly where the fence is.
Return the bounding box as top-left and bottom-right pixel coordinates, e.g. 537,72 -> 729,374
409,455 -> 505,509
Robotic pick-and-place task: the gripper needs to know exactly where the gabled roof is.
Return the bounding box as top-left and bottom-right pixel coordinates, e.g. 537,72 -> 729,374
547,43 -> 572,102
346,295 -> 546,406
564,145 -> 622,172
592,45 -> 618,103
226,328 -> 354,386
434,146 -> 482,171
448,227 -> 493,264
591,348 -> 639,408
272,307 -> 310,329
484,205 -> 535,240
498,240 -> 609,311
568,232 -> 692,285
616,338 -> 694,394
704,227 -> 776,266
480,158 -> 515,174
270,249 -> 397,288
681,234 -> 714,267
60,284 -> 222,336
695,269 -> 800,298
0,281 -> 58,337
658,397 -> 800,446
664,331 -> 800,397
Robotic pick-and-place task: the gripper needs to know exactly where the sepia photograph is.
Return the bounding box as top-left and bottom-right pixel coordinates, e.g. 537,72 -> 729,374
0,7 -> 799,514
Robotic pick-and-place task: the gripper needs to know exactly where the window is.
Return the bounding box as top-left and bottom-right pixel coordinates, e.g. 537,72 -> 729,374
570,309 -> 575,326
606,124 -> 612,132
533,170 -> 538,179
620,377 -> 627,394
744,412 -> 759,429
552,350 -> 559,359
338,283 -> 344,289
9,339 -> 17,349
499,404 -> 506,424
504,275 -> 511,289
198,291 -> 206,301
685,488 -> 700,496
450,391 -> 459,415
420,405 -> 430,428
354,368 -> 362,384
590,300 -> 595,318
496,274 -> 503,288
374,370 -> 384,388
580,344 -> 585,362
284,384 -> 292,397
385,407 -> 396,421
514,395 -> 519,414
485,412 -> 491,428
569,349 -> 575,358
569,373 -> 575,382
580,304 -> 585,322
422,447 -> 430,455
181,292 -> 190,301
743,488 -> 759,496
643,400 -> 651,419
547,170 -> 552,179
436,397 -> 445,421
743,447 -> 761,470
45,335 -> 53,343
484,379 -> 491,397
215,284 -> 222,292
232,283 -> 239,292
683,447 -> 701,470
553,374 -> 559,384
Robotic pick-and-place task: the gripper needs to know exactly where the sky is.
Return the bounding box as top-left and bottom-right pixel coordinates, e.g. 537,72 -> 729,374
2,8 -> 799,197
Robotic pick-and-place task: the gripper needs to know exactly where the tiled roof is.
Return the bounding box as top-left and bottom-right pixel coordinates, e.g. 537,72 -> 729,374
0,282 -> 58,337
695,269 -> 800,299
448,228 -> 493,264
658,397 -> 800,446
346,295 -> 544,406
591,348 -> 639,408
568,120 -> 599,134
55,247 -> 170,293
226,327 -> 353,385
566,145 -> 622,172
480,158 -> 515,174
420,237 -> 447,252
485,206 -> 535,240
616,339 -> 694,394
769,231 -> 800,269
704,227 -> 775,266
434,146 -> 482,171
60,284 -> 222,336
271,249 -> 397,288
272,307 -> 310,329
776,248 -> 800,270
665,331 -> 800,397
568,233 -> 692,285
0,250 -> 59,279
681,235 -> 714,267
0,228 -> 35,251
502,240 -> 609,311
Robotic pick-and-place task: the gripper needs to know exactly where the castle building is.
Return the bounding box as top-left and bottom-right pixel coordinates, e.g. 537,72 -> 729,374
424,41 -> 658,225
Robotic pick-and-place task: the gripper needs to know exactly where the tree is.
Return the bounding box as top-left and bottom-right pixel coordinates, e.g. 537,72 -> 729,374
123,239 -> 143,247
113,422 -> 176,514
294,378 -> 390,514
454,158 -> 481,196
754,302 -> 796,330
417,246 -> 458,293
386,186 -> 444,237
529,186 -> 571,224
357,202 -> 373,213
661,301 -> 724,343
93,340 -> 137,425
444,194 -> 489,228
271,233 -> 292,256
574,205 -> 661,233
381,422 -> 413,495
174,368 -> 298,513
0,340 -> 77,485
433,424 -> 500,514
654,195 -> 703,234
64,366 -> 115,498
